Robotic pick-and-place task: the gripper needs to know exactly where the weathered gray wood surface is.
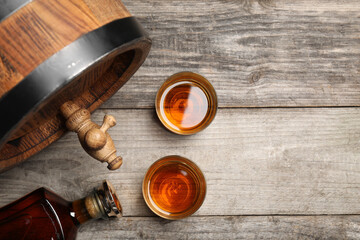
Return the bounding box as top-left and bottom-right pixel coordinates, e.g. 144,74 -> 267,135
1,0 -> 360,239
1,108 -> 360,226
77,216 -> 360,240
102,0 -> 360,109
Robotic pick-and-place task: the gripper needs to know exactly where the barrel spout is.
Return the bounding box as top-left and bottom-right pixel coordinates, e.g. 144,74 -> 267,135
60,101 -> 122,170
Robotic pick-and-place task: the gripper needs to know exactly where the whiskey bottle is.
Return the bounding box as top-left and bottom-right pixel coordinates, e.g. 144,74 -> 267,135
0,180 -> 121,240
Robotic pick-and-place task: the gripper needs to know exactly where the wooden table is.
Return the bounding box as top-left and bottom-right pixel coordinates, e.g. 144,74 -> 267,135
1,0 -> 360,239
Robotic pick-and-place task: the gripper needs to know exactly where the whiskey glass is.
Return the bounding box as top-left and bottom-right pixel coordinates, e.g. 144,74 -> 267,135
142,155 -> 206,220
155,72 -> 217,135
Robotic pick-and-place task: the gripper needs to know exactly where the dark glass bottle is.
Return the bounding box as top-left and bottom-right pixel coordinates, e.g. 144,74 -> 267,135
0,180 -> 121,240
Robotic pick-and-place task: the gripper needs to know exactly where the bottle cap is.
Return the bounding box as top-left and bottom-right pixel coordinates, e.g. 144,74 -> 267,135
95,180 -> 122,218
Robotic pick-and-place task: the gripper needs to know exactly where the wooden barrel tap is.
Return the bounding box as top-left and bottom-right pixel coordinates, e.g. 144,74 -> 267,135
0,0 -> 152,172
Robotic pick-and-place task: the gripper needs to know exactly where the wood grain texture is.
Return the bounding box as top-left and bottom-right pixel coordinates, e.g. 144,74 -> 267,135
1,108 -> 359,216
83,0 -> 130,23
0,53 -> 23,97
101,0 -> 360,108
0,0 -> 131,96
0,0 -> 152,171
76,216 -> 360,240
1,0 -> 359,238
0,0 -> 99,77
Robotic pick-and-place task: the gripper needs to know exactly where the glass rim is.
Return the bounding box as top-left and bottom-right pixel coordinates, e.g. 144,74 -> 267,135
155,72 -> 218,135
142,155 -> 207,220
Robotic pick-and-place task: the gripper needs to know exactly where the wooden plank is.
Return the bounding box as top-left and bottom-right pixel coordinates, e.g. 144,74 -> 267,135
275,1 -> 360,12
76,215 -> 360,240
101,0 -> 360,108
1,108 -> 359,216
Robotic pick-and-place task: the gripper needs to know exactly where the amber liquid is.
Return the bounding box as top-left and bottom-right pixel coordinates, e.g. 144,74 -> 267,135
149,162 -> 198,214
159,80 -> 210,133
0,188 -> 90,240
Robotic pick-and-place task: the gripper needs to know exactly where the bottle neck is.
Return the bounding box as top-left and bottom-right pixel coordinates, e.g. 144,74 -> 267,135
72,191 -> 106,225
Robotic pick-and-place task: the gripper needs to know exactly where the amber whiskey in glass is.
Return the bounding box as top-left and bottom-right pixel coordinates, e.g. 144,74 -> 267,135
156,72 -> 217,135
143,155 -> 206,220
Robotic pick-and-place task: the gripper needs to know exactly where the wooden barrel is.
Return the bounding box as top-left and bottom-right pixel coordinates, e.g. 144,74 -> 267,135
0,0 -> 151,171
